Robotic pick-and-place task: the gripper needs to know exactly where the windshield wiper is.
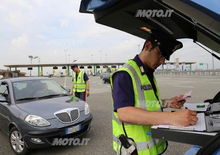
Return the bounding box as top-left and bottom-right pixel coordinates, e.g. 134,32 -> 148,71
38,94 -> 68,99
16,97 -> 39,101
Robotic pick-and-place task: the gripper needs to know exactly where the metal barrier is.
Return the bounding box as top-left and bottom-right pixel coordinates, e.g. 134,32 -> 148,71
155,70 -> 220,77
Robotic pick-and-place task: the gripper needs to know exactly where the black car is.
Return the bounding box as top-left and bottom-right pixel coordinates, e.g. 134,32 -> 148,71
102,72 -> 111,84
0,77 -> 92,155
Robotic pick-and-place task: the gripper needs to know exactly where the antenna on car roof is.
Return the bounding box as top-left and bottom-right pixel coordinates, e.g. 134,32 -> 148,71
194,41 -> 220,61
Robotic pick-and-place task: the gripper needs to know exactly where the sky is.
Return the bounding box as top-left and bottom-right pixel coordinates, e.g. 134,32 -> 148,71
0,0 -> 219,75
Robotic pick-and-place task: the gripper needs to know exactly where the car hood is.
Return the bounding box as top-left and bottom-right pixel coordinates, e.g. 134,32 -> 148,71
80,0 -> 220,54
16,96 -> 85,119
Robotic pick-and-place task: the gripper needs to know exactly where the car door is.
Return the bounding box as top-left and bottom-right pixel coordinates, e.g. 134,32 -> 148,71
0,81 -> 11,133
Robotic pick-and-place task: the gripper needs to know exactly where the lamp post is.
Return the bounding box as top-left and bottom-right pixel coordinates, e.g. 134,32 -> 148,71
28,55 -> 38,76
38,57 -> 40,64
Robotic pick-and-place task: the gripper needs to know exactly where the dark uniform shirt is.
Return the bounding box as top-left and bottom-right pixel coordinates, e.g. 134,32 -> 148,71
74,71 -> 89,82
112,55 -> 158,112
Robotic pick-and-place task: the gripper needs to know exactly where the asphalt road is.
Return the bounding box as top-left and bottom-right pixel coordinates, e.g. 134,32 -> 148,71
0,75 -> 219,155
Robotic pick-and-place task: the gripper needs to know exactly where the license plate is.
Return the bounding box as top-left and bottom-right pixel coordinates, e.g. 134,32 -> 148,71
65,125 -> 81,135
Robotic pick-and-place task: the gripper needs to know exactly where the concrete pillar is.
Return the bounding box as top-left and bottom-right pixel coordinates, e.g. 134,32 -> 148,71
38,66 -> 40,77
41,66 -> 43,76
93,66 -> 96,75
67,65 -> 70,76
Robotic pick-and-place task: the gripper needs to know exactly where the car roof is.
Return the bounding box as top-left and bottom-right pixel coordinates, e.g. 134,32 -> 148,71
80,0 -> 220,54
0,77 -> 51,83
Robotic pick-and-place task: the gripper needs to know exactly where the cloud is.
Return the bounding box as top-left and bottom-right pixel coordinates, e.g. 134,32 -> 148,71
35,34 -> 46,40
6,11 -> 25,28
0,0 -> 219,71
0,0 -> 32,10
10,34 -> 29,51
1,0 -> 34,28
60,19 -> 70,28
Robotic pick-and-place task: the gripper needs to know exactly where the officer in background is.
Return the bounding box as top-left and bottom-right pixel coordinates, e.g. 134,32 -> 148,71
110,29 -> 198,155
71,64 -> 90,101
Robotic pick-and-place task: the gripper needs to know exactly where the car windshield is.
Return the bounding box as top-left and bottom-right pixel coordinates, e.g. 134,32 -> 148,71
12,79 -> 68,101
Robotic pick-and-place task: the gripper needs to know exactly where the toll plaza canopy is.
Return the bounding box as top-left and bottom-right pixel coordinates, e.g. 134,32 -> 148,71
4,61 -> 196,76
4,63 -> 124,68
4,63 -> 124,76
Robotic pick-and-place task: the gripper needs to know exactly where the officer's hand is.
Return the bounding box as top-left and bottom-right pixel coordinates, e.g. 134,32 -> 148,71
171,109 -> 198,126
167,95 -> 186,109
86,91 -> 90,97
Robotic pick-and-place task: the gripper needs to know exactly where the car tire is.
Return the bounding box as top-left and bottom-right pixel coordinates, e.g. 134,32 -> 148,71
9,127 -> 29,155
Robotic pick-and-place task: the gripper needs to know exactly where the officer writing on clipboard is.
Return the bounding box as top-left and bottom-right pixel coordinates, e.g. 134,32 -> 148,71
110,29 -> 198,155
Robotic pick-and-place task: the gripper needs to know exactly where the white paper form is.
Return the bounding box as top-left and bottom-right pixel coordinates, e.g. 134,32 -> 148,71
153,113 -> 206,131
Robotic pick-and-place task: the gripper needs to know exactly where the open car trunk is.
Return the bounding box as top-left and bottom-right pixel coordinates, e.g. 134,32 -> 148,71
79,0 -> 220,54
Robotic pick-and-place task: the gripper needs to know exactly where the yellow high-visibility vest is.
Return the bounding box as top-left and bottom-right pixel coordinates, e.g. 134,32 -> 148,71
110,60 -> 167,155
72,71 -> 86,92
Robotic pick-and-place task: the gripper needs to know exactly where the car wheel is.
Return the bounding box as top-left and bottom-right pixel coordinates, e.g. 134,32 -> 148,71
9,127 -> 28,155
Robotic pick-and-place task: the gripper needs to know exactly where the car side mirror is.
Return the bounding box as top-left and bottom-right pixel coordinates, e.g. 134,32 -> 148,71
0,95 -> 7,102
64,88 -> 70,93
66,88 -> 72,95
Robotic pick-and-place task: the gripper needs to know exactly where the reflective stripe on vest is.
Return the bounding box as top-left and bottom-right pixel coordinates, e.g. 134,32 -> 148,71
73,71 -> 86,92
123,63 -> 146,109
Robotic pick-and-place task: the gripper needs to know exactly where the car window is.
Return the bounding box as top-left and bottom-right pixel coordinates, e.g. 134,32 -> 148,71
0,83 -> 8,95
0,82 -> 9,99
41,80 -> 63,92
13,82 -> 27,90
13,79 -> 67,101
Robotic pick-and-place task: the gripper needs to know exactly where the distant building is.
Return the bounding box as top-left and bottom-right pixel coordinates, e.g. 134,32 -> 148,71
0,70 -> 26,79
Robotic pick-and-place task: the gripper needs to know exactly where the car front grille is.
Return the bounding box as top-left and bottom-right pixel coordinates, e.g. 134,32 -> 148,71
55,112 -> 71,123
70,109 -> 79,121
55,108 -> 79,123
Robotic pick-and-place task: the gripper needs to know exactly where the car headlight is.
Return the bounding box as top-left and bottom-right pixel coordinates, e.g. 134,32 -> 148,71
25,115 -> 50,127
84,103 -> 90,115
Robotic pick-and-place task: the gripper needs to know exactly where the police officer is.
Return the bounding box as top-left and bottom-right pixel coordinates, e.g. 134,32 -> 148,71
110,30 -> 198,155
72,64 -> 90,101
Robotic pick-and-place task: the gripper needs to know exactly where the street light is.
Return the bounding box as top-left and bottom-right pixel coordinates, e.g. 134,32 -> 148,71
28,55 -> 38,64
28,55 -> 39,76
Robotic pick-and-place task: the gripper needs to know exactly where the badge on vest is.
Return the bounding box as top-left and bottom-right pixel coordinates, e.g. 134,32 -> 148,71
141,84 -> 152,90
